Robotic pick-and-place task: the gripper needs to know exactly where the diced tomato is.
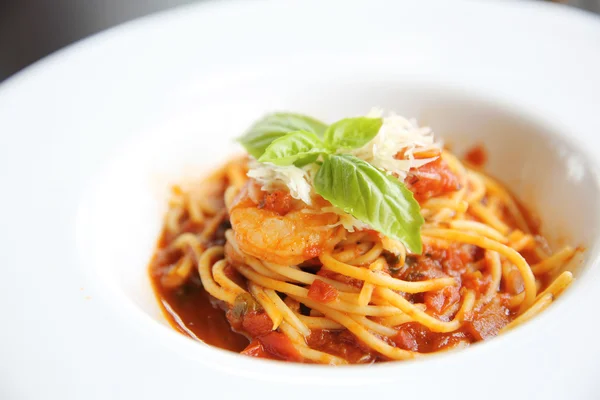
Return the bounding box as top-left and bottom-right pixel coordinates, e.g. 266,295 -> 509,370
424,285 -> 460,314
392,323 -> 433,352
242,311 -> 273,337
337,330 -> 374,355
257,332 -> 303,362
392,322 -> 469,353
442,244 -> 477,275
241,340 -> 275,359
405,158 -> 460,202
404,243 -> 476,281
464,300 -> 510,341
259,190 -> 293,215
401,256 -> 445,282
307,279 -> 339,303
462,270 -> 491,296
393,328 -> 419,352
464,145 -> 487,167
307,330 -> 375,363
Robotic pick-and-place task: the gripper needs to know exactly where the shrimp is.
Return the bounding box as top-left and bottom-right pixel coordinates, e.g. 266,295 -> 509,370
228,181 -> 341,265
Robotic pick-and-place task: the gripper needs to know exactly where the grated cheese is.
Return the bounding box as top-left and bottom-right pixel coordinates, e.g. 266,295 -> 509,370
246,161 -> 314,205
351,109 -> 440,180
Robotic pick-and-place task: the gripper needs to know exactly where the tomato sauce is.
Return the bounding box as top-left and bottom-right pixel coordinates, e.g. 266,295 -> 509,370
150,234 -> 250,352
150,275 -> 249,352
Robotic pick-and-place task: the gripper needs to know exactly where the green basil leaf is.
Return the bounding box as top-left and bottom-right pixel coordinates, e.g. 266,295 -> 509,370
293,154 -> 319,168
238,113 -> 327,158
258,131 -> 326,166
314,154 -> 423,254
323,117 -> 382,151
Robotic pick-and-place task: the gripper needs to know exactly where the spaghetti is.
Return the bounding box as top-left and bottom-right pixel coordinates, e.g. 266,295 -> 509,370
149,118 -> 580,364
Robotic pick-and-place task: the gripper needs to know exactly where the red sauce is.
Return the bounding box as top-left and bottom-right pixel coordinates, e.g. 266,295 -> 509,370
149,230 -> 249,352
150,276 -> 249,352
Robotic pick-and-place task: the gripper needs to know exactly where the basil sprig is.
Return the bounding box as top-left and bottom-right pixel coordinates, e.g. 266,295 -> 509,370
258,131 -> 325,165
237,112 -> 424,254
324,117 -> 382,151
238,113 -> 327,158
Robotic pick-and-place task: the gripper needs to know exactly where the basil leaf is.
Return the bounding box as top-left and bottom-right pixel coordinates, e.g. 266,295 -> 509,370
259,131 -> 326,166
238,113 -> 327,158
323,117 -> 382,151
294,154 -> 319,168
314,154 -> 423,254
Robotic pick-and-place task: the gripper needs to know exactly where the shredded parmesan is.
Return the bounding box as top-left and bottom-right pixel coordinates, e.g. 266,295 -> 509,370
247,161 -> 314,205
351,109 -> 441,180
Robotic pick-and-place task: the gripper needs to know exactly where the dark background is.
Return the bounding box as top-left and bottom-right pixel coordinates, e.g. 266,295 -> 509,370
0,0 -> 198,82
0,0 -> 598,83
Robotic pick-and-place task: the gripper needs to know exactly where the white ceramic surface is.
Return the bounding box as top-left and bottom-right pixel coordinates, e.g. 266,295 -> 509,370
1,1 -> 600,399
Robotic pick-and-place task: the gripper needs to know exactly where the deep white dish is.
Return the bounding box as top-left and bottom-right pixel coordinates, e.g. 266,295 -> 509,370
1,1 -> 600,399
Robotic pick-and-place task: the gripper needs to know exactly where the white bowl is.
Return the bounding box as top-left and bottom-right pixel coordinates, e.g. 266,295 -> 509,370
2,0 -> 600,399
77,68 -> 600,377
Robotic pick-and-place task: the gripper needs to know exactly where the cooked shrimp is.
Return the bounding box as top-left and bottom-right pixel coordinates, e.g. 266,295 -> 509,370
229,181 -> 341,265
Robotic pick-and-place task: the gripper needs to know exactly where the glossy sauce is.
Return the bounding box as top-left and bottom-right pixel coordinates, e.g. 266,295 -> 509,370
150,239 -> 250,352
